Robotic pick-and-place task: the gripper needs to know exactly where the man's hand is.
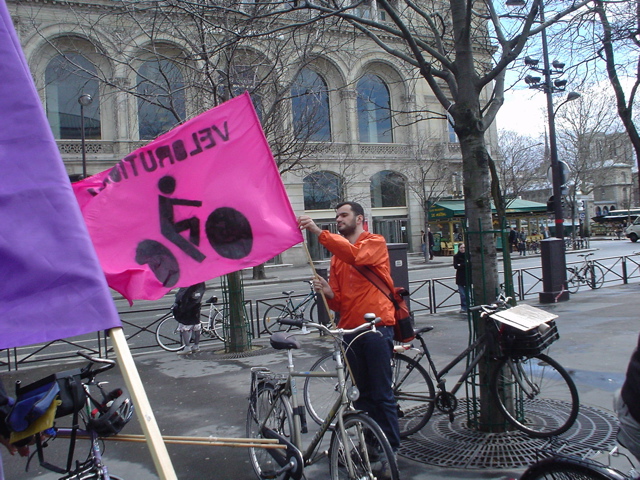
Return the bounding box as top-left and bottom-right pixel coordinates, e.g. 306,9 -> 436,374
298,215 -> 322,236
312,275 -> 334,300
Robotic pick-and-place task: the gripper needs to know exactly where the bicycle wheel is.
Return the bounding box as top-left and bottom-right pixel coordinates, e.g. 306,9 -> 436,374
492,353 -> 579,438
304,351 -> 350,426
156,315 -> 183,352
392,354 -> 436,438
566,268 -> 580,294
263,304 -> 293,334
329,412 -> 399,480
519,455 -> 627,480
586,264 -> 605,290
246,383 -> 294,479
209,306 -> 225,342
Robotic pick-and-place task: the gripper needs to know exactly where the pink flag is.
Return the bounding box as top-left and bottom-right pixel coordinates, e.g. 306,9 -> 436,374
73,93 -> 303,302
0,0 -> 121,349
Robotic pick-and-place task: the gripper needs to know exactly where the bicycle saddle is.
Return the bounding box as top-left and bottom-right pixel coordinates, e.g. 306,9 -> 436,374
270,332 -> 301,350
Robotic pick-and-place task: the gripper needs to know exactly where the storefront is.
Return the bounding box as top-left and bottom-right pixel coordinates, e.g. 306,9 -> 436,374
427,199 -> 549,255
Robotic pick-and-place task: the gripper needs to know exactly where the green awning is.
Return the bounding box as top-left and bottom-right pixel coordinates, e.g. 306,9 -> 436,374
428,199 -> 547,220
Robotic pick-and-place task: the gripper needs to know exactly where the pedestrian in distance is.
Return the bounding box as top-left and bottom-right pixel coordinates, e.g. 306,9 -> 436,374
614,332 -> 640,462
298,202 -> 401,478
509,226 -> 518,253
420,230 -> 427,262
172,282 -> 206,355
518,228 -> 527,256
453,243 -> 469,313
427,228 -> 435,261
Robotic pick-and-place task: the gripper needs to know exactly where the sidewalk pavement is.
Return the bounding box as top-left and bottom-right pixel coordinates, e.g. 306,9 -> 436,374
4,276 -> 639,480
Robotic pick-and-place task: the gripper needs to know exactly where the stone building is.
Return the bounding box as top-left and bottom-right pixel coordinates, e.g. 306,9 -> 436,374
7,0 -> 498,265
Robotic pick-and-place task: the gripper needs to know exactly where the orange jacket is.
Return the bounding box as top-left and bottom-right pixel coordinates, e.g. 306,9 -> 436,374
319,230 -> 395,329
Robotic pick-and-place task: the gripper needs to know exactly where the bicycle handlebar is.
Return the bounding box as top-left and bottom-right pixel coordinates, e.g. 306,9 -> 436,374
77,351 -> 116,378
468,296 -> 513,314
278,315 -> 382,337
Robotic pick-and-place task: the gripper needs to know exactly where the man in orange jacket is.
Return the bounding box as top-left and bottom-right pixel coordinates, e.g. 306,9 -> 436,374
298,202 -> 401,459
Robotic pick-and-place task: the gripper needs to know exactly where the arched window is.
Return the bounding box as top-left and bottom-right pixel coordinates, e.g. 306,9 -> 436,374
357,74 -> 392,143
603,206 -> 610,215
370,170 -> 406,207
291,68 -> 331,142
595,206 -> 602,216
304,171 -> 342,210
45,53 -> 100,139
137,58 -> 186,140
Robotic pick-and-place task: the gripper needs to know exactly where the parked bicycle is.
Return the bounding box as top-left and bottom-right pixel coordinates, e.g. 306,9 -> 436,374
566,253 -> 605,293
156,295 -> 225,351
519,445 -> 639,480
11,351 -> 133,480
305,297 -> 579,439
262,281 -> 318,335
246,314 -> 399,480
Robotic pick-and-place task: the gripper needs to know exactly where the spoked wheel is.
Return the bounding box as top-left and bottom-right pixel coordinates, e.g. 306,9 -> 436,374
492,353 -> 579,438
519,455 -> 627,480
392,354 -> 435,438
303,351 -> 350,426
329,412 -> 399,480
263,304 -> 293,335
586,264 -> 605,289
566,268 -> 580,294
246,383 -> 294,479
155,315 -> 183,352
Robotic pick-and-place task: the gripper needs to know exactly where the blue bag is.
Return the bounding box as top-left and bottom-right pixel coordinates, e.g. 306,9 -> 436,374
5,380 -> 60,432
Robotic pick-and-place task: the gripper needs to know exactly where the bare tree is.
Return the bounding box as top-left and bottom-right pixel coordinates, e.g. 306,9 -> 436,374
496,130 -> 545,202
396,136 -> 455,234
555,86 -> 624,233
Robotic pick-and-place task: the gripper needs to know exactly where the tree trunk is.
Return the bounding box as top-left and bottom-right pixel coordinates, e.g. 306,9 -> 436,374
252,264 -> 266,280
456,118 -> 505,432
225,271 -> 250,353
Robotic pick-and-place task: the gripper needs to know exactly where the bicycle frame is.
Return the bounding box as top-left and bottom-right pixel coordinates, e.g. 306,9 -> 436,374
406,329 -> 490,398
254,344 -> 352,468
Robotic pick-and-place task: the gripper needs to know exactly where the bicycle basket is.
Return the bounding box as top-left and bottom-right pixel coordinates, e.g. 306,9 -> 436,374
499,320 -> 559,356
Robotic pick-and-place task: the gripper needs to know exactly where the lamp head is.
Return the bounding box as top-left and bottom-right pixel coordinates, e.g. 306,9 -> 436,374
524,56 -> 539,67
505,0 -> 526,6
551,60 -> 565,70
567,91 -> 581,101
78,94 -> 93,107
525,75 -> 541,85
554,79 -> 568,89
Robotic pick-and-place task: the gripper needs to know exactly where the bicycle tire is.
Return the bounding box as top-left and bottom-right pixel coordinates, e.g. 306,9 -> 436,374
328,412 -> 399,480
246,383 -> 294,479
210,306 -> 225,342
392,353 -> 436,438
519,455 -> 627,480
304,351 -> 350,426
566,267 -> 580,294
263,304 -> 293,334
492,353 -> 579,438
155,315 -> 184,352
586,264 -> 605,290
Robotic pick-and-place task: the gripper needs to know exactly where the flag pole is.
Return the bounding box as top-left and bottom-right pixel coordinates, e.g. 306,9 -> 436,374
109,327 -> 177,480
302,242 -> 334,326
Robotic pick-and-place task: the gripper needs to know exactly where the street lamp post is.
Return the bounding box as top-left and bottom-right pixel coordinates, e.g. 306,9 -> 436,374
78,93 -> 93,178
511,0 -> 580,302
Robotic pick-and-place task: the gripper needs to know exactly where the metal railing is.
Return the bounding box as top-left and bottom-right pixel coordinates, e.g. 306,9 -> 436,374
2,253 -> 640,371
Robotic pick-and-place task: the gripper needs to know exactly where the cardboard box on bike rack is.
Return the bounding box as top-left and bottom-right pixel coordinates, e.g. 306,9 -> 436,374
16,368 -> 85,419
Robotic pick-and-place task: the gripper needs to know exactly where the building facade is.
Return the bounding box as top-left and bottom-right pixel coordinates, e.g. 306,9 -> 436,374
8,0 -> 498,265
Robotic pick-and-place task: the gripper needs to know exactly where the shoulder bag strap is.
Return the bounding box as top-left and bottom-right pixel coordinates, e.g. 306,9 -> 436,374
352,265 -> 398,309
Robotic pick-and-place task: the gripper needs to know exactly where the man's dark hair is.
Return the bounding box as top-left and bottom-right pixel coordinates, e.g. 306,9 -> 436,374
336,201 -> 365,218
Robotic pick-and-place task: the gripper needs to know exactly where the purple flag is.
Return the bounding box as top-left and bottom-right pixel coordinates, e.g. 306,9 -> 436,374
0,0 -> 121,350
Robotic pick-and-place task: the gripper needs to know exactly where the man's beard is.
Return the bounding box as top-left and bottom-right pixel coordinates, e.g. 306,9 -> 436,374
338,221 -> 356,237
